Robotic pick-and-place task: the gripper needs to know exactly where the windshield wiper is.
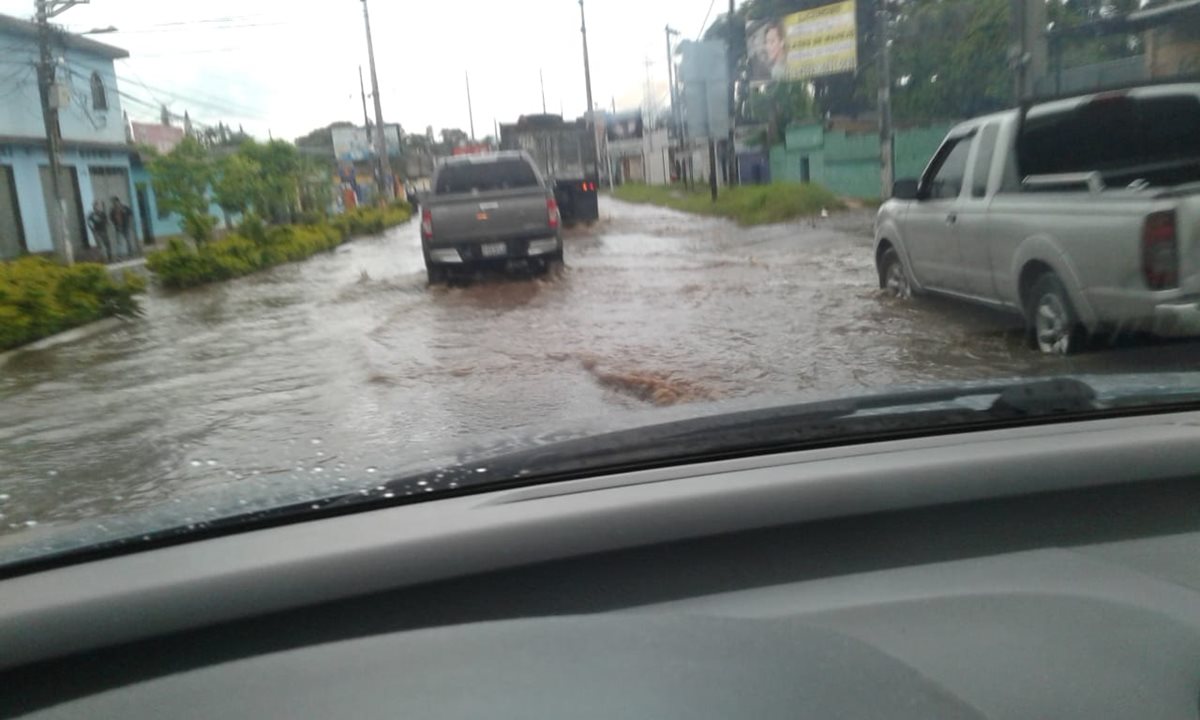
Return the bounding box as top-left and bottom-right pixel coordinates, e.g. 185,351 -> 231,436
351,378 -> 1101,501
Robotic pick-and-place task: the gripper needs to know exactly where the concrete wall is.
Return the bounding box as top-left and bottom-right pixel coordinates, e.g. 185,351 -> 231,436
767,121 -> 956,199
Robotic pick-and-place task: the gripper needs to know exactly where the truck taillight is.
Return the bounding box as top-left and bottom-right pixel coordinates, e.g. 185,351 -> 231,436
1142,210 -> 1178,290
547,198 -> 560,229
421,208 -> 433,239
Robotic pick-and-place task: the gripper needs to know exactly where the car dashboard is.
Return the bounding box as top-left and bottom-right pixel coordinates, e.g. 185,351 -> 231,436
3,410 -> 1200,719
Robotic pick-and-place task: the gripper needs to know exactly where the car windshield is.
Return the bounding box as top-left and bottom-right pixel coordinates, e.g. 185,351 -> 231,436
435,158 -> 541,195
1,0 -> 1200,570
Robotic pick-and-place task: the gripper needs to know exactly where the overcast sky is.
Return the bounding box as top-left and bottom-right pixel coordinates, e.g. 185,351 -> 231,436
0,0 -> 735,141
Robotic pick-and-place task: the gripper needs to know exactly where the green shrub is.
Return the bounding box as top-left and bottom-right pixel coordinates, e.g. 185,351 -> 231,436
0,256 -> 145,351
612,182 -> 843,226
146,202 -> 413,289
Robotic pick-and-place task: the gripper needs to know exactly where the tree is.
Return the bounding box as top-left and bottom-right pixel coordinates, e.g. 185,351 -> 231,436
237,140 -> 303,223
211,153 -> 262,225
149,137 -> 214,241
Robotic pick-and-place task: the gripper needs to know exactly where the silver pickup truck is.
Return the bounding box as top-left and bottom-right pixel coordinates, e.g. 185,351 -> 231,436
421,151 -> 563,283
875,83 -> 1200,354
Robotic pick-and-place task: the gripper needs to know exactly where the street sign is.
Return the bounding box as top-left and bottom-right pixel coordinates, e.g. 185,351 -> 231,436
679,41 -> 730,140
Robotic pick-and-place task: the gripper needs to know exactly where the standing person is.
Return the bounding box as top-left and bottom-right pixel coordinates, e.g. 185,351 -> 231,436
86,200 -> 112,262
764,22 -> 787,81
109,196 -> 134,259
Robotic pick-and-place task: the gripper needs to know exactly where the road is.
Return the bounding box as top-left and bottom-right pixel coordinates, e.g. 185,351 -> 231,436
3,196 -> 1200,538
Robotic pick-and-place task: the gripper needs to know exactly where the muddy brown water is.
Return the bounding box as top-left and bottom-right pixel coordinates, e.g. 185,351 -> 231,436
3,197 -> 1199,550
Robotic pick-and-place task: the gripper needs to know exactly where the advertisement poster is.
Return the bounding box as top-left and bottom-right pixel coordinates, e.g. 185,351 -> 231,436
747,0 -> 857,84
331,126 -> 403,162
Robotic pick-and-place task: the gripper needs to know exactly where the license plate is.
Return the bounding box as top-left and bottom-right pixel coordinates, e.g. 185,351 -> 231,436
481,242 -> 507,258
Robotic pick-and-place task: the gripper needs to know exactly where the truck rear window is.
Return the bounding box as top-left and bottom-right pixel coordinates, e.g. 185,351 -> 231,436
436,160 -> 540,195
1019,94 -> 1200,187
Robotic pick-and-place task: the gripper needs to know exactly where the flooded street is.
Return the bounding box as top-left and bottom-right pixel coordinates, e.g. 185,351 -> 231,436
4,196 -> 1200,541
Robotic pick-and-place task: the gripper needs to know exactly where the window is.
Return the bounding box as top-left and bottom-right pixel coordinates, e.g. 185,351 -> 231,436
435,159 -> 539,195
971,124 -> 999,198
925,137 -> 971,200
91,72 -> 107,111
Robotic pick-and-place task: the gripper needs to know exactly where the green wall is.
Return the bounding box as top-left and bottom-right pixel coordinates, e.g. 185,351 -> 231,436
769,122 -> 956,199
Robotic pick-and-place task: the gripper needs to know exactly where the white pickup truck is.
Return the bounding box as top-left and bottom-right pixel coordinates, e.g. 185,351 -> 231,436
875,83 -> 1200,354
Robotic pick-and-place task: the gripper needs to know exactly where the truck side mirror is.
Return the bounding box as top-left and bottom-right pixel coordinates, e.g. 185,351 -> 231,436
892,179 -> 920,200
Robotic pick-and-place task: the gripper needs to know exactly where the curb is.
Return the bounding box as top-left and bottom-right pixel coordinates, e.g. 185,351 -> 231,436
0,316 -> 129,367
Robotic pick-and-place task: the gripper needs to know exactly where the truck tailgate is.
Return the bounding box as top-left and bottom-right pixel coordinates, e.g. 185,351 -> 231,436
429,189 -> 551,244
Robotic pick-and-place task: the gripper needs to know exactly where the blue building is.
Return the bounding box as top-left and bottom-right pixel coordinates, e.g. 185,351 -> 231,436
0,13 -> 139,261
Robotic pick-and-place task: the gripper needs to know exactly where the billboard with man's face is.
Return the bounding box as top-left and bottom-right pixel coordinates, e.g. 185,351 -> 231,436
747,0 -> 858,84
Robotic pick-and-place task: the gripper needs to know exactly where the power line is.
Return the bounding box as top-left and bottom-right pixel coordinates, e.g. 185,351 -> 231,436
697,0 -> 718,38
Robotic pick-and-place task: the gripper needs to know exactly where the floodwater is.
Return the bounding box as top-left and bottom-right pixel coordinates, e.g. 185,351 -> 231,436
3,197 -> 1200,548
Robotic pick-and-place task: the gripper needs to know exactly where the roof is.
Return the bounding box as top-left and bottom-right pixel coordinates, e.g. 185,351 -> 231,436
0,13 -> 129,60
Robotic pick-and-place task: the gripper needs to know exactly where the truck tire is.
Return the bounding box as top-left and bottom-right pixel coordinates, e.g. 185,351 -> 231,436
426,263 -> 448,285
879,248 -> 913,299
1026,273 -> 1085,355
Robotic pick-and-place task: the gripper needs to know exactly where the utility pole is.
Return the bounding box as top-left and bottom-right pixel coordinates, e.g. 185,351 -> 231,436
878,2 -> 894,199
578,0 -> 603,185
358,66 -> 371,135
360,0 -> 392,200
540,69 -> 547,114
726,0 -> 739,186
35,0 -> 84,265
665,26 -> 679,186
465,71 -> 475,141
1010,0 -> 1047,102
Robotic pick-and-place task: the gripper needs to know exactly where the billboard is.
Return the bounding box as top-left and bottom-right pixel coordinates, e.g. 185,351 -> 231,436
331,125 -> 403,162
747,0 -> 857,84
679,40 -> 730,140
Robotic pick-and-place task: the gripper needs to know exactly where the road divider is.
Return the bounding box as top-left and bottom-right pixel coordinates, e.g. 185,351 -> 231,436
146,203 -> 413,290
0,257 -> 145,352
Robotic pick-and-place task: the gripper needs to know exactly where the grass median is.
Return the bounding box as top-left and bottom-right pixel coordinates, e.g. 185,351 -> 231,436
612,182 -> 844,226
146,203 -> 413,290
0,257 -> 145,352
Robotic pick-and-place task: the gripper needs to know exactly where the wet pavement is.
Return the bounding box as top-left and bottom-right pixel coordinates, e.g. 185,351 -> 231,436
3,196 -> 1200,542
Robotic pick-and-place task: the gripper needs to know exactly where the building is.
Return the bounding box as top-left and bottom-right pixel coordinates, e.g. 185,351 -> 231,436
0,13 -> 140,261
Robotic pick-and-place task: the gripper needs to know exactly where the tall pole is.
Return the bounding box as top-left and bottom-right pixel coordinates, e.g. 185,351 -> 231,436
358,65 -> 371,133
36,0 -> 78,265
360,0 -> 392,200
540,69 -> 547,114
465,71 -> 476,141
878,3 -> 893,199
665,26 -> 678,139
578,0 -> 602,184
726,0 -> 739,186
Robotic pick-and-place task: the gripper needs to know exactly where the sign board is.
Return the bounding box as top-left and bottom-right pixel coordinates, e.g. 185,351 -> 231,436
679,40 -> 730,140
331,125 -> 403,162
747,0 -> 857,83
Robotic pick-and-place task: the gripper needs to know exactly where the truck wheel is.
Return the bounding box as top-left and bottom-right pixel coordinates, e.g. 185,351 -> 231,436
879,248 -> 912,299
426,264 -> 448,285
1027,273 -> 1085,355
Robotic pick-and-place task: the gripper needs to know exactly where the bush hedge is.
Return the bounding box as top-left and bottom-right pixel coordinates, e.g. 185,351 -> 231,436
146,203 -> 412,290
612,182 -> 844,226
0,256 -> 146,352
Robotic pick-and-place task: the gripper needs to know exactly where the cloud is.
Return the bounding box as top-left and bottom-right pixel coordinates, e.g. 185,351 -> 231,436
0,0 -> 733,139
